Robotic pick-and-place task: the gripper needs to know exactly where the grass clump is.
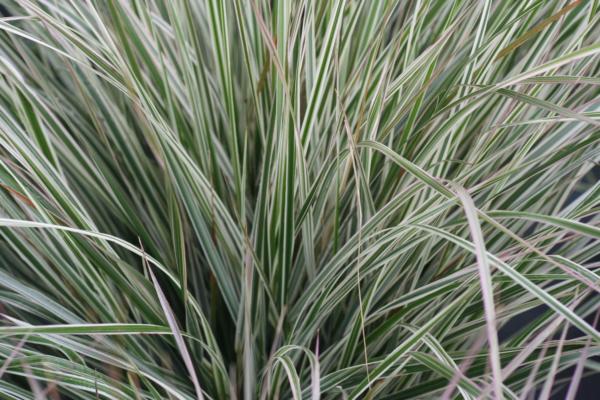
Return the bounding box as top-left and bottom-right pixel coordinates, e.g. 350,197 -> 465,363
0,0 -> 599,398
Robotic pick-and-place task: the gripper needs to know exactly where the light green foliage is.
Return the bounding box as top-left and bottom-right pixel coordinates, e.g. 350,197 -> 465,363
0,0 -> 599,399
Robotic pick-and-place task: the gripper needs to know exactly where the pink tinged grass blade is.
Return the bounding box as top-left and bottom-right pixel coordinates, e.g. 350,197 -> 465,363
441,331 -> 486,400
0,334 -> 28,378
538,322 -> 569,400
519,342 -> 549,400
311,334 -> 320,400
456,187 -> 503,399
479,293 -> 588,400
0,333 -> 43,399
141,242 -> 205,400
22,364 -> 44,400
564,309 -> 600,400
564,343 -> 590,400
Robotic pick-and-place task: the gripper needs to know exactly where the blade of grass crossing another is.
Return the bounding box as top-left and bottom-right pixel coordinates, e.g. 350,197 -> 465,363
455,186 -> 503,399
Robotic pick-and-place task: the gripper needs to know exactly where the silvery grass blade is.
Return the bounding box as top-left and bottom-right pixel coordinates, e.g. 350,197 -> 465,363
0,0 -> 599,398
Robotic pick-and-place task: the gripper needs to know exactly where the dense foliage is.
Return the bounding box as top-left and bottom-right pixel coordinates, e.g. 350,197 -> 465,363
0,0 -> 599,399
